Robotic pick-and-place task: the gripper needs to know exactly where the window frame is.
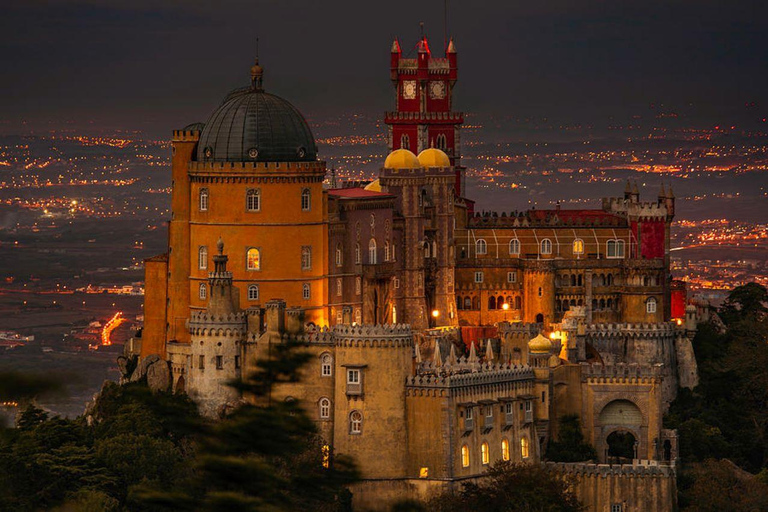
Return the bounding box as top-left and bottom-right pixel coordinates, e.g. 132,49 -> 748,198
476,239 -> 487,255
301,188 -> 311,211
461,444 -> 470,467
349,410 -> 363,434
198,282 -> 207,300
246,247 -> 261,271
319,397 -> 331,420
541,238 -> 553,255
199,188 -> 209,212
573,238 -> 584,255
246,188 -> 261,212
302,283 -> 311,300
509,238 -> 521,255
320,353 -> 333,377
507,271 -> 517,283
198,246 -> 208,270
646,296 -> 657,313
247,284 -> 259,301
301,245 -> 312,270
474,271 -> 484,283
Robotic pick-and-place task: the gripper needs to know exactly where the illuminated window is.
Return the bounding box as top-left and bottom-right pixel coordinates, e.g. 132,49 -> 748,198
540,239 -> 552,255
607,239 -> 625,258
476,239 -> 487,255
349,410 -> 362,434
319,397 -> 331,419
198,246 -> 208,270
336,278 -> 342,296
355,243 -> 361,264
301,246 -> 312,270
481,442 -> 490,465
302,283 -> 311,300
248,284 -> 259,301
521,437 -> 530,459
246,188 -> 261,212
461,445 -> 470,467
335,244 -> 343,266
246,248 -> 260,270
320,353 -> 333,377
509,239 -> 520,255
368,238 -> 377,264
401,133 -> 409,150
354,309 -> 361,325
198,283 -> 207,300
573,238 -> 584,255
646,297 -> 657,313
501,439 -> 510,461
199,188 -> 209,211
474,271 -> 484,283
301,188 -> 311,211
392,305 -> 397,323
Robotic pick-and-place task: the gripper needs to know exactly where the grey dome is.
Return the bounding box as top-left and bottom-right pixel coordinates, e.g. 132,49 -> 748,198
197,87 -> 317,163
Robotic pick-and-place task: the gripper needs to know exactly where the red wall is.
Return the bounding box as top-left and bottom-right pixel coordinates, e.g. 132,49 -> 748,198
640,221 -> 665,259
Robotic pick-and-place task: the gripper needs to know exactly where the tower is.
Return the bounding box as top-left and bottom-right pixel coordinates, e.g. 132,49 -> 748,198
385,36 -> 465,196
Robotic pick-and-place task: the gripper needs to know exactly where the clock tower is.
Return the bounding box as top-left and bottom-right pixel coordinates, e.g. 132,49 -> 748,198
385,36 -> 466,196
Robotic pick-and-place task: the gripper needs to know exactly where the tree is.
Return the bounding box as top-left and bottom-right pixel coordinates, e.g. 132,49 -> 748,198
429,461 -> 583,512
679,459 -> 768,511
546,415 -> 597,463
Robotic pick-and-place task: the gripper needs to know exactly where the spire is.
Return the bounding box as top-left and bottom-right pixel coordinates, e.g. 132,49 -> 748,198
250,58 -> 264,90
448,342 -> 458,365
213,237 -> 228,274
667,185 -> 675,198
433,340 -> 443,367
207,239 -> 236,316
414,342 -> 422,363
625,179 -> 632,195
391,38 -> 401,54
468,340 -> 478,364
631,180 -> 639,195
485,339 -> 494,362
446,37 -> 456,53
658,183 -> 666,199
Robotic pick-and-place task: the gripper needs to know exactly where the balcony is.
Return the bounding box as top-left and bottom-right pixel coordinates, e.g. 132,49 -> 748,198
362,261 -> 396,280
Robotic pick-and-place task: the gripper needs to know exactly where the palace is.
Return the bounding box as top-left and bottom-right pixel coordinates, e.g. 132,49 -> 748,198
130,35 -> 697,511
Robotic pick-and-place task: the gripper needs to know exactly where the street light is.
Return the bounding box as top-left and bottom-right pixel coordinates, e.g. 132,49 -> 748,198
502,302 -> 509,321
432,309 -> 440,318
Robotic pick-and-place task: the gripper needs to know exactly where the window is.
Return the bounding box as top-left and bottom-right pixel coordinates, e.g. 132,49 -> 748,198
461,445 -> 470,467
198,355 -> 205,369
320,353 -> 333,377
246,188 -> 261,211
573,238 -> 584,255
394,277 -> 400,289
347,368 -> 360,384
521,437 -> 530,459
436,133 -> 447,151
336,311 -> 343,324
355,277 -> 361,295
354,309 -> 361,324
302,283 -> 311,300
355,243 -> 361,264
234,355 -> 240,369
474,271 -> 484,283
400,133 -> 409,150
215,355 -> 223,369
509,239 -> 520,255
647,297 -> 657,313
247,248 -> 260,270
481,442 -> 490,465
349,410 -> 362,434
476,239 -> 487,255
248,284 -> 259,301
199,188 -> 209,211
319,398 -> 331,419
384,240 -> 390,261
301,188 -> 311,211
198,283 -> 207,300
540,238 -> 552,255
607,239 -> 625,258
368,238 -> 377,264
336,278 -> 342,296
507,271 -> 517,283
611,505 -> 624,512
335,244 -> 343,266
301,246 -> 312,270
198,246 -> 208,270
501,439 -> 510,461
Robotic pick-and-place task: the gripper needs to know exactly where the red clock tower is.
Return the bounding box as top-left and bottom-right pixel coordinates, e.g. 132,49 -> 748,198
385,36 -> 465,196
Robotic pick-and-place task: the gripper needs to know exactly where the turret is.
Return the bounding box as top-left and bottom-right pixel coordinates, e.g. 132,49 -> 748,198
207,239 -> 238,317
446,37 -> 457,85
417,36 -> 430,83
665,185 -> 675,218
390,38 -> 401,82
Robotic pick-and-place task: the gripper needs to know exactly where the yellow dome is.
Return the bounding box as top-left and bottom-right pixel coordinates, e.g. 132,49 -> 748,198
384,149 -> 420,169
364,179 -> 381,192
528,334 -> 553,354
417,148 -> 451,168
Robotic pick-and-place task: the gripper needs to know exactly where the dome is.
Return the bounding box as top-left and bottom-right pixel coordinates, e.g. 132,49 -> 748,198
384,149 -> 420,169
196,68 -> 317,163
418,148 -> 451,168
528,334 -> 553,354
364,179 -> 382,192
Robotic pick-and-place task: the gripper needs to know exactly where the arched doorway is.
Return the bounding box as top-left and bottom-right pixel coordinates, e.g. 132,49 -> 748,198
606,431 -> 636,461
175,375 -> 186,394
535,313 -> 544,323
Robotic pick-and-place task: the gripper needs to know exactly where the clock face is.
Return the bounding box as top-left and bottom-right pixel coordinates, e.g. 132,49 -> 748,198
429,81 -> 446,99
402,80 -> 417,100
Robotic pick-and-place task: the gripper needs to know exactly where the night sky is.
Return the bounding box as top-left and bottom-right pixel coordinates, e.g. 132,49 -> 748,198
2,0 -> 766,136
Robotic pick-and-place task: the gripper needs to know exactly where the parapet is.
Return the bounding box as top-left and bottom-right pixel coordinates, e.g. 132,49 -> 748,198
585,322 -> 676,339
546,461 -> 675,478
187,311 -> 248,337
333,323 -> 413,348
580,362 -> 663,382
407,362 -> 534,389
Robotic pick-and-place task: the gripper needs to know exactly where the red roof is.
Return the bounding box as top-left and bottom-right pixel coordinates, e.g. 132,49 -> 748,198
327,188 -> 394,199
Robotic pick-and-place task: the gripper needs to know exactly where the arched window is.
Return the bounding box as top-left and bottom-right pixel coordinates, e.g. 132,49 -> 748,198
476,239 -> 487,255
599,299 -> 606,309
354,309 -> 361,325
436,133 -> 447,151
646,297 -> 657,313
349,410 -> 362,434
392,305 -> 397,323
355,243 -> 361,264
198,283 -> 207,300
247,284 -> 259,301
246,248 -> 260,270
319,398 -> 331,419
488,296 -> 496,310
301,246 -> 312,270
336,278 -> 342,296
607,298 -> 613,309
573,238 -> 584,255
473,297 -> 481,310
607,274 -> 613,286
198,246 -> 208,270
571,274 -> 577,286
368,238 -> 377,264
320,353 -> 333,377
301,188 -> 311,211
464,297 -> 472,309
501,439 -> 510,461
457,297 -> 463,310
335,244 -> 343,266
384,240 -> 390,261
607,239 -> 625,258
521,437 -> 530,459
461,445 -> 470,467
540,239 -> 552,255
481,442 -> 490,465
509,239 -> 521,255
355,277 -> 361,295
246,188 -> 261,212
199,188 -> 209,211
302,283 -> 311,300
401,133 -> 409,150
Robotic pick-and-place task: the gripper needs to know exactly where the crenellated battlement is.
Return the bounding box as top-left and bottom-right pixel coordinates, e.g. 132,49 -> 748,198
333,323 -> 413,348
580,362 -> 663,382
467,210 -> 628,228
546,461 -> 675,477
585,322 -> 677,338
602,197 -> 669,220
407,362 -> 534,389
187,311 -> 247,336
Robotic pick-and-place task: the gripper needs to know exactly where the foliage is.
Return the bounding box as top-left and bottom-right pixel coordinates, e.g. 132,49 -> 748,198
545,414 -> 597,463
678,459 -> 768,512
428,461 -> 583,512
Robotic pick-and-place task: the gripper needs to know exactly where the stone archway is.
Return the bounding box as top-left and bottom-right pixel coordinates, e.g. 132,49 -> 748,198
598,399 -> 643,462
175,375 -> 186,394
607,430 -> 637,461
